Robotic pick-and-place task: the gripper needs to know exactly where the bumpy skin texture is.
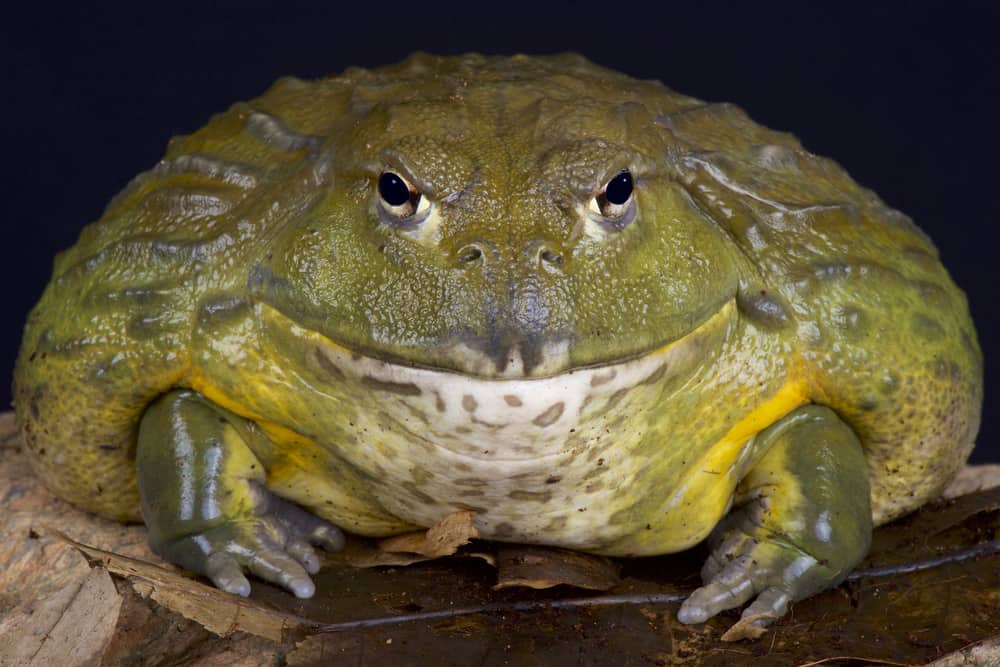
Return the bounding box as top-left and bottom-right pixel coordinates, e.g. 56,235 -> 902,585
14,54 -> 981,622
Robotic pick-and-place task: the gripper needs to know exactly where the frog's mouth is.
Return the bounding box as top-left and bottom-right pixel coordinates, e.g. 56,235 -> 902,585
248,264 -> 736,380
259,298 -> 736,388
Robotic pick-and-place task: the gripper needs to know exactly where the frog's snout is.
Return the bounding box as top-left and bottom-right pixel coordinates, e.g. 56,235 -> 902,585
438,232 -> 576,376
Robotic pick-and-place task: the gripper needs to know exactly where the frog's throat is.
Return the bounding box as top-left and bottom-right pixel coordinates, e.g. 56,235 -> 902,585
264,298 -> 736,403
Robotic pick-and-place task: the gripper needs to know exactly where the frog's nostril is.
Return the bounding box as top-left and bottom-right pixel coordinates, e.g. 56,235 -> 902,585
539,248 -> 564,266
457,244 -> 484,265
525,239 -> 565,272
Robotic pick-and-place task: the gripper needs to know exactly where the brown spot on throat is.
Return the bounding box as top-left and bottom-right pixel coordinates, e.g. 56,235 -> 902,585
532,402 -> 565,427
361,376 -> 422,396
590,369 -> 616,387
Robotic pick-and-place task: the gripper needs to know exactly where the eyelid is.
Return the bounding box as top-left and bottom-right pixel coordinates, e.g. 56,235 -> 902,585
377,150 -> 437,197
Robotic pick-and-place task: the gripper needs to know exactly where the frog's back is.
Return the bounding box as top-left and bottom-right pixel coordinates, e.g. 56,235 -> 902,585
13,82 -> 345,519
657,102 -> 982,524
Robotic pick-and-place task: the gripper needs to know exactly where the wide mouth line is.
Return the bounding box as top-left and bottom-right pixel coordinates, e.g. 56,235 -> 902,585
258,298 -> 735,382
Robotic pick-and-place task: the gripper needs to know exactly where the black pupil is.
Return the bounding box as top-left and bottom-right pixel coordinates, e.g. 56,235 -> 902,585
605,171 -> 633,205
379,172 -> 411,207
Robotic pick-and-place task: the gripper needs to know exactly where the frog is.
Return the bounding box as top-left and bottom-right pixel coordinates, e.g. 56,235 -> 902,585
14,52 -> 982,627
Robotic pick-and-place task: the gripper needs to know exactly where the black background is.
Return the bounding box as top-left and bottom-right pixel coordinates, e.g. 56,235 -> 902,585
3,3 -> 997,462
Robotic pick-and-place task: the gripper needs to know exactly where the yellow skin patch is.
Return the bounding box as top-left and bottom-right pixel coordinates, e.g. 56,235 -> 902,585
639,379 -> 810,554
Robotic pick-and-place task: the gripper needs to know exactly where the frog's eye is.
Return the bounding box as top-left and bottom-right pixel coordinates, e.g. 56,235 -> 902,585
589,170 -> 635,222
378,171 -> 429,221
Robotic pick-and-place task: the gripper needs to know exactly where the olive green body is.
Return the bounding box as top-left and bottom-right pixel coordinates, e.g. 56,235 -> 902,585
15,54 -> 980,570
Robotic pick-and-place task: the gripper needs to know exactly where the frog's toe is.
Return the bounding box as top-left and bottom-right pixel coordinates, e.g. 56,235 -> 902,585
698,528 -> 754,582
285,538 -> 322,574
676,560 -> 757,624
205,551 -> 252,597
739,586 -> 793,623
263,486 -> 346,553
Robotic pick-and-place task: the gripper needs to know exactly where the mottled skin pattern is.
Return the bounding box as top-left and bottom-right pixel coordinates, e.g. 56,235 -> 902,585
14,53 -> 981,625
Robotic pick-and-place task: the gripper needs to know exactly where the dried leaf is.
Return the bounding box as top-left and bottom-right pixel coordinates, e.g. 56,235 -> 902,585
494,544 -> 621,591
0,413 -> 153,617
324,511 -> 485,568
323,535 -> 437,568
719,612 -> 772,642
378,510 -> 479,557
0,567 -> 122,667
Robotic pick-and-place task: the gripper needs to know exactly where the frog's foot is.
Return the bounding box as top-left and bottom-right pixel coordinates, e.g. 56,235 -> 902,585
156,481 -> 345,598
137,389 -> 345,599
678,513 -> 844,626
677,405 -> 873,627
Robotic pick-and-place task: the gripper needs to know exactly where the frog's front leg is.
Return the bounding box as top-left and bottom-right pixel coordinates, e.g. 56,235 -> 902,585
136,389 -> 345,598
678,405 -> 872,626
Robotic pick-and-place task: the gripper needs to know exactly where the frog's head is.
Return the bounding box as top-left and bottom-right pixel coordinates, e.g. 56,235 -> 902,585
253,53 -> 741,378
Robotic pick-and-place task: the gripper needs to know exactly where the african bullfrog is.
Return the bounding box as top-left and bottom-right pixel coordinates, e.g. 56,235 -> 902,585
14,53 -> 982,627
